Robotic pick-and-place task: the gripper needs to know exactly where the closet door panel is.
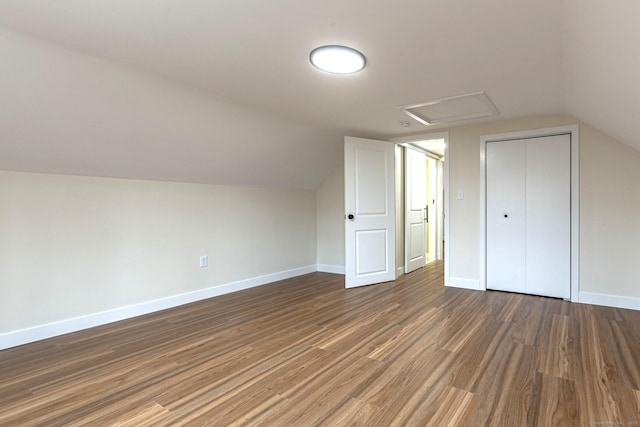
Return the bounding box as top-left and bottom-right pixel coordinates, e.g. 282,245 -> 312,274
486,139 -> 526,293
525,135 -> 571,298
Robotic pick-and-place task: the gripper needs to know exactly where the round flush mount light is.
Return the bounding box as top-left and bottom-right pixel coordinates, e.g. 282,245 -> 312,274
309,45 -> 366,74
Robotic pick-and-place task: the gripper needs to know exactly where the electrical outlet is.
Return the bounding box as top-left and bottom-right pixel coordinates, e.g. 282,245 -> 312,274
199,255 -> 208,268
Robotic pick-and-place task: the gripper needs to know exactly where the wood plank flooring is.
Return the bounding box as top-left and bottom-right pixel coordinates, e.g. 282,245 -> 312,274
1,261 -> 639,426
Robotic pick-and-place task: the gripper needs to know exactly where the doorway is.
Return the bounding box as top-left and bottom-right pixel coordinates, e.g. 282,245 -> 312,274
394,133 -> 447,275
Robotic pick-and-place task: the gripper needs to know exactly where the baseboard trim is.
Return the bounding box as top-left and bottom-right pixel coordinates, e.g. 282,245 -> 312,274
317,264 -> 345,275
397,267 -> 404,277
0,265 -> 317,350
446,277 -> 482,291
579,292 -> 640,311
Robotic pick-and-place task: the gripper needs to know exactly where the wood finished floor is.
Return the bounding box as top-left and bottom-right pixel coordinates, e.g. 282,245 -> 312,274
1,261 -> 640,426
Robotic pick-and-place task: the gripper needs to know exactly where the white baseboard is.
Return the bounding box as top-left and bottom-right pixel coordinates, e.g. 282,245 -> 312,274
0,265 -> 317,350
578,292 -> 640,311
397,266 -> 404,276
446,277 -> 482,291
317,264 -> 345,275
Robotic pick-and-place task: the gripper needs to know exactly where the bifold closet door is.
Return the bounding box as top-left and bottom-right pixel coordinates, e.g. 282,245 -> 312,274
486,139 -> 527,293
486,134 -> 571,298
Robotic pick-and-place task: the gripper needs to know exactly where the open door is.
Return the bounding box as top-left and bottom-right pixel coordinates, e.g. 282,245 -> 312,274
404,148 -> 426,273
426,157 -> 440,262
344,136 -> 396,288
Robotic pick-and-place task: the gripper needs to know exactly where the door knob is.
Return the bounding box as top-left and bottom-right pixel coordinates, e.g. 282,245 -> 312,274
347,214 -> 355,221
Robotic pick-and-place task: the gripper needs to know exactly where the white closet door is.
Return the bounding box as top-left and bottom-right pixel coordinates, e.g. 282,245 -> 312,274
486,134 -> 571,298
486,139 -> 527,293
525,135 -> 571,298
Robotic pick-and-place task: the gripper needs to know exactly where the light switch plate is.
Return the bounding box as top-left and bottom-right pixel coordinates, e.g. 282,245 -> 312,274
457,190 -> 464,200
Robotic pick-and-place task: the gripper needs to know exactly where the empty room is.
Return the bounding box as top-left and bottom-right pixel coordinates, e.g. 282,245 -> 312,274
1,0 -> 640,425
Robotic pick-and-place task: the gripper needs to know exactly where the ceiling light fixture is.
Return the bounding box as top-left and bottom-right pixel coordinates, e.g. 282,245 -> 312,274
309,45 -> 366,74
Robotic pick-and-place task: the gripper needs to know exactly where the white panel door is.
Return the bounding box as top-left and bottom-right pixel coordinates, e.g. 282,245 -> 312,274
486,139 -> 527,293
427,157 -> 438,262
345,137 -> 396,288
525,135 -> 571,298
405,148 -> 426,273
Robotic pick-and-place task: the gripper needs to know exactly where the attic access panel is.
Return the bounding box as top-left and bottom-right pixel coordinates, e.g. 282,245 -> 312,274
401,91 -> 499,126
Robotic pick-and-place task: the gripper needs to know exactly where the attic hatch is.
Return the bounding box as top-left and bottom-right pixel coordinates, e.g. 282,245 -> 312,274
400,91 -> 499,126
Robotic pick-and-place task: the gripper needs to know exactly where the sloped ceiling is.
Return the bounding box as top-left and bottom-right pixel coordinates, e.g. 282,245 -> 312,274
563,0 -> 640,149
0,0 -> 636,189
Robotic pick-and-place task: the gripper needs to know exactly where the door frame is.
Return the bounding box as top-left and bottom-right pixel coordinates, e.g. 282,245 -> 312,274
391,132 -> 449,282
479,125 -> 580,301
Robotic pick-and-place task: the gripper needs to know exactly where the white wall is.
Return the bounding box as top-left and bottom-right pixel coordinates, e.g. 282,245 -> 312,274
0,171 -> 317,337
316,115 -> 640,307
579,124 -> 640,300
316,165 -> 344,272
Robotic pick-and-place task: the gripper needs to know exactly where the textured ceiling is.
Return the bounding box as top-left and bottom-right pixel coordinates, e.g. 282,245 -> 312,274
0,0 -> 636,188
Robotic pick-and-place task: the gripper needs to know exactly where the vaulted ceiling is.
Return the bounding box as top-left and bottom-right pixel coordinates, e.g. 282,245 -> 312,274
0,0 -> 637,189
